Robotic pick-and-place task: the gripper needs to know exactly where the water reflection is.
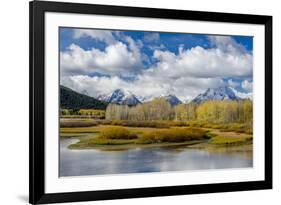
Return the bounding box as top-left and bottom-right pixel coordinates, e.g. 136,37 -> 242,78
59,138 -> 253,177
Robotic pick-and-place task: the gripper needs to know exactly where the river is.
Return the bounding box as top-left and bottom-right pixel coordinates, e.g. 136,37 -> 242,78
60,138 -> 252,177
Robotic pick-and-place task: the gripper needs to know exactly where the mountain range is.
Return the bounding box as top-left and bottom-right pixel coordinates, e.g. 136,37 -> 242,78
162,94 -> 182,106
60,85 -> 250,109
98,89 -> 182,106
99,86 -> 244,105
98,89 -> 141,106
192,86 -> 241,104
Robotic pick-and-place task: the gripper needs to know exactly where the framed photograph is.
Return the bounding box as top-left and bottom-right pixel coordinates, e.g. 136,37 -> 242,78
29,1 -> 272,204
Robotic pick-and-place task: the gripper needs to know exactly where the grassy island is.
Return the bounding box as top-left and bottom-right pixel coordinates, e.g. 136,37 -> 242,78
60,118 -> 252,151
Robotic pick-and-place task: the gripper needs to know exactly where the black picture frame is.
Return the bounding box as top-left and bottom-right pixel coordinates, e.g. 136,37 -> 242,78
29,1 -> 272,204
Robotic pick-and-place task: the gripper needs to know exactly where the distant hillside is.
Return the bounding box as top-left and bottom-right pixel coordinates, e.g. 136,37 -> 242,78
60,85 -> 108,110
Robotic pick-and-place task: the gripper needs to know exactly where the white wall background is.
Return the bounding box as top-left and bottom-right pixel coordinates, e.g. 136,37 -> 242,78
0,0 -> 279,204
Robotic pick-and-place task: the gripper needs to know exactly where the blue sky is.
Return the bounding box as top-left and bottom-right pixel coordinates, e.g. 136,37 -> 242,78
60,28 -> 253,53
59,27 -> 253,101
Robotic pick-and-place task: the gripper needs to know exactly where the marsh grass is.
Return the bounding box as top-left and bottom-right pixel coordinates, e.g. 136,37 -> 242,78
60,120 -> 98,128
60,118 -> 252,135
60,118 -> 253,149
99,127 -> 138,140
67,126 -> 210,148
60,133 -> 90,138
61,119 -> 174,128
110,120 -> 171,128
69,139 -> 134,148
137,128 -> 208,144
210,135 -> 253,146
187,121 -> 253,134
60,127 -> 99,133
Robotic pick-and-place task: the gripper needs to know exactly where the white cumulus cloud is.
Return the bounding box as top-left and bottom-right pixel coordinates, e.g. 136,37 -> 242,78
149,43 -> 252,79
73,29 -> 116,44
241,80 -> 253,92
61,29 -> 145,77
61,72 -> 225,101
143,32 -> 160,42
60,42 -> 143,76
228,79 -> 240,88
230,87 -> 252,100
60,32 -> 253,101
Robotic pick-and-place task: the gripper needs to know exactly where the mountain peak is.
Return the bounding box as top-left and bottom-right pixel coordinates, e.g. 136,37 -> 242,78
163,94 -> 182,106
98,89 -> 141,106
192,86 -> 240,103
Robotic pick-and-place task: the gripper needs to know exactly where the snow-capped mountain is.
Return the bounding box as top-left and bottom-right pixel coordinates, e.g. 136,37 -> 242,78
138,94 -> 182,106
97,89 -> 182,106
97,93 -> 112,102
162,94 -> 182,106
137,95 -> 154,103
98,89 -> 141,106
192,86 -> 241,103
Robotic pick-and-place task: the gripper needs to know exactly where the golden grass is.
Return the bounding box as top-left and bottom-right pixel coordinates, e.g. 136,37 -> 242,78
60,120 -> 98,128
60,119 -> 253,148
64,125 -> 209,148
210,134 -> 252,145
110,120 -> 170,128
60,124 -> 172,134
60,118 -> 252,135
99,127 -> 138,140
187,121 -> 253,134
70,139 -> 134,148
137,127 -> 208,144
60,126 -> 100,133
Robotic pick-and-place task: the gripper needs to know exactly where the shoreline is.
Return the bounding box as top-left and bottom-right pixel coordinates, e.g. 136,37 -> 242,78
67,139 -> 208,151
60,124 -> 253,152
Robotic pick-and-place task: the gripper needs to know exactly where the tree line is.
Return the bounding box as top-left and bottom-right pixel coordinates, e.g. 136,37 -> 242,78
105,98 -> 253,124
